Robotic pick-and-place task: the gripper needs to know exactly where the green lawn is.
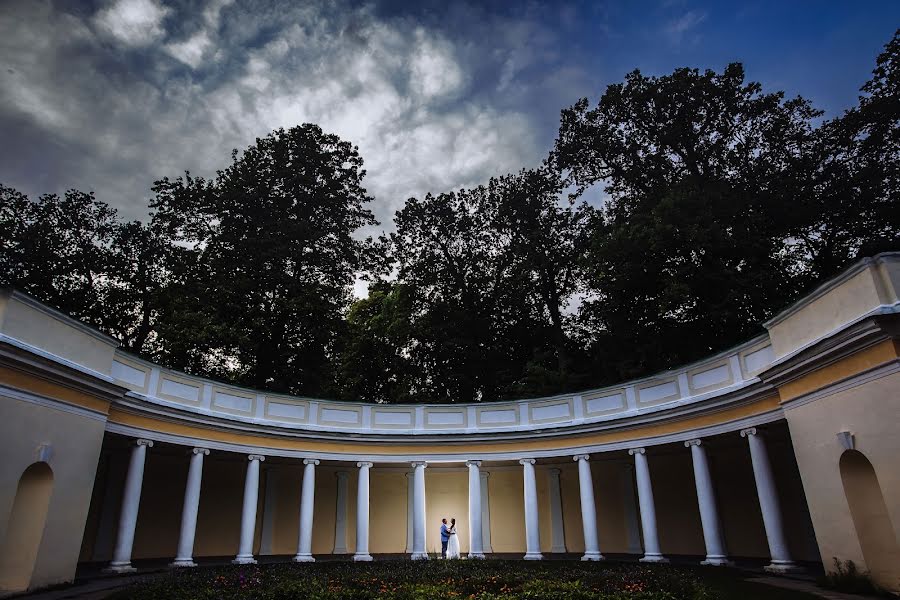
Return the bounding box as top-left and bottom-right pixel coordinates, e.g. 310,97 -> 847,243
108,560 -> 823,600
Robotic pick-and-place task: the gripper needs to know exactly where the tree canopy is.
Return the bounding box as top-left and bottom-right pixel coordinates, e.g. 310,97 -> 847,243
2,30 -> 897,403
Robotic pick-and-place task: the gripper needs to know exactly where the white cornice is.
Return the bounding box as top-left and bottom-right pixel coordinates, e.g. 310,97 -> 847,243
109,380 -> 776,444
0,334 -> 115,384
0,383 -> 108,423
104,408 -> 784,463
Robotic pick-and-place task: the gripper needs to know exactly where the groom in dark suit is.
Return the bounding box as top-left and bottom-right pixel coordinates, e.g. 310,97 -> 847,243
440,518 -> 450,558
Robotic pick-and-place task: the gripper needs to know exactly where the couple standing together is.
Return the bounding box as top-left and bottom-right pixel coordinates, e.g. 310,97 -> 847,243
439,517 -> 460,559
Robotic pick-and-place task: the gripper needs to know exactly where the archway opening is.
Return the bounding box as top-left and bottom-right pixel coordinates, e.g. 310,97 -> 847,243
0,462 -> 54,592
839,450 -> 900,589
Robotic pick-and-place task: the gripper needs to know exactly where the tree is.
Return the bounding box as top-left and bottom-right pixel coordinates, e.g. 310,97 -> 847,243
150,124 -> 377,396
0,185 -> 119,327
387,186 -> 543,402
554,63 -> 822,380
801,29 -> 900,276
335,281 -> 418,403
492,167 -> 593,387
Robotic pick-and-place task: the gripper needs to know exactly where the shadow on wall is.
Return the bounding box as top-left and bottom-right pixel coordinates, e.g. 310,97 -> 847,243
0,462 -> 54,593
839,450 -> 900,590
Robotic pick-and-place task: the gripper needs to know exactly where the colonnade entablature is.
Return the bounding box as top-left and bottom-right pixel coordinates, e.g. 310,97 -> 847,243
105,332 -> 774,438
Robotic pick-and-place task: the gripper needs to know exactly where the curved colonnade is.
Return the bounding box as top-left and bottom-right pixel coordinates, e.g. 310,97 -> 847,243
0,253 -> 899,593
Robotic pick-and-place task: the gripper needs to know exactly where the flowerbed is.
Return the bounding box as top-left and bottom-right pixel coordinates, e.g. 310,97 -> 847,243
109,560 -> 724,600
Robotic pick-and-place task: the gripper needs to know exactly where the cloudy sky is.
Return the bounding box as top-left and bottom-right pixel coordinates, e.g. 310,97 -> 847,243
1,0 -> 897,229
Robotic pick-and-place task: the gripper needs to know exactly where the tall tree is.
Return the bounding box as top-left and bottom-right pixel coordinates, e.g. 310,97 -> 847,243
387,186 -> 542,402
492,167 -> 593,387
335,281 -> 418,404
554,63 -> 821,380
0,185 -> 119,326
151,125 -> 376,395
800,29 -> 900,276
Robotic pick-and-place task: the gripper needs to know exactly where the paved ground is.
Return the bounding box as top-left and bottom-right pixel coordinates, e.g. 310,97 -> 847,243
745,576 -> 884,600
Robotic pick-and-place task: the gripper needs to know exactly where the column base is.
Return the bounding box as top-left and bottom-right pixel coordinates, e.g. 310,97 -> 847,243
292,554 -> 315,563
581,552 -> 605,561
169,559 -> 197,568
523,552 -> 543,560
551,546 -> 567,554
103,562 -> 136,574
353,553 -> 373,562
764,561 -> 804,575
639,554 -> 669,563
410,552 -> 429,560
701,556 -> 733,567
467,552 -> 485,559
232,555 -> 257,565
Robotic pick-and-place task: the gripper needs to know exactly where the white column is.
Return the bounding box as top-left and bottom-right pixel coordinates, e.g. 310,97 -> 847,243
353,461 -> 373,561
333,471 -> 349,554
574,454 -> 603,560
467,460 -> 485,559
405,471 -> 414,553
410,461 -> 428,560
741,428 -> 800,573
480,472 -> 493,553
520,459 -> 543,560
293,458 -> 318,562
547,468 -> 567,553
685,440 -> 730,566
105,439 -> 153,573
233,454 -> 265,564
171,447 -> 209,567
629,448 -> 668,563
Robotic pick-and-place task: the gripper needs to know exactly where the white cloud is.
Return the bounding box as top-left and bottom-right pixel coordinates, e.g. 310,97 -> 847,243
665,9 -> 707,43
93,0 -> 170,46
0,0 -> 587,236
166,30 -> 213,68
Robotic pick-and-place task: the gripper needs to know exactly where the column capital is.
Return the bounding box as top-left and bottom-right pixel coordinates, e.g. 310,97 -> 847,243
357,461 -> 373,469
466,460 -> 482,467
411,461 -> 427,468
548,467 -> 561,476
336,471 -> 349,480
519,458 -> 536,466
684,439 -> 702,448
740,427 -> 758,438
192,447 -> 210,455
136,438 -> 154,448
480,471 -> 491,480
303,458 -> 320,466
248,454 -> 265,462
628,447 -> 646,456
573,454 -> 590,462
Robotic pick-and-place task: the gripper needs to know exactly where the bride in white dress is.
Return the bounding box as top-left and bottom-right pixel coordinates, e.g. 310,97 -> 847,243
446,517 -> 461,559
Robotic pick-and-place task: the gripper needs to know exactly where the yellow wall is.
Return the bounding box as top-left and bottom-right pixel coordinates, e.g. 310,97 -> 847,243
784,369 -> 900,591
0,384 -> 107,592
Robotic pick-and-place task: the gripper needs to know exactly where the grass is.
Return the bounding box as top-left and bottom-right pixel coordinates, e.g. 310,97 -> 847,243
107,560 -> 824,600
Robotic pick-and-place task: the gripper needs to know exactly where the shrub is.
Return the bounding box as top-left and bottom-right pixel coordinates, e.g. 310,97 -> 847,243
818,558 -> 888,597
108,561 -> 720,600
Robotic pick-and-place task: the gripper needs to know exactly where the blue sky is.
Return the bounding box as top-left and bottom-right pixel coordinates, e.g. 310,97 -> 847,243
0,0 -> 896,228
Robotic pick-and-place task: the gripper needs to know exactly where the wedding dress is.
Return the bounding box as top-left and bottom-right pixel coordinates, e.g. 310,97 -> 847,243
446,526 -> 461,559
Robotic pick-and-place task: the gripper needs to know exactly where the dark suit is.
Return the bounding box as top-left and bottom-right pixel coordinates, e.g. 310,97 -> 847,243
440,523 -> 450,558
